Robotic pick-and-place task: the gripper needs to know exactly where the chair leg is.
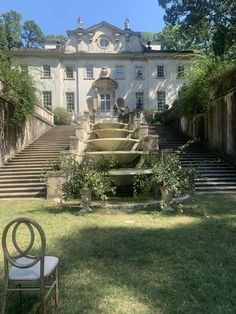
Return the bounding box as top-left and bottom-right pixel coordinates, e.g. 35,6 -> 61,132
1,292 -> 8,314
54,267 -> 59,307
1,280 -> 8,314
18,285 -> 23,309
40,292 -> 46,314
40,280 -> 46,314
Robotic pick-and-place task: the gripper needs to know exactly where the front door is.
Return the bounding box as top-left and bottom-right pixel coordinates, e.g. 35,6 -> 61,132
100,93 -> 111,115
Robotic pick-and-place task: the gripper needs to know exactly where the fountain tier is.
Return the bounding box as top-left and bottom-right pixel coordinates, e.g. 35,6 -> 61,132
84,151 -> 144,167
93,128 -> 132,138
108,168 -> 152,186
93,122 -> 128,130
86,138 -> 139,151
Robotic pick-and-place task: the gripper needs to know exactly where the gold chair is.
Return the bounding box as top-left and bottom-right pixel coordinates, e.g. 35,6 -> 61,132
1,217 -> 59,314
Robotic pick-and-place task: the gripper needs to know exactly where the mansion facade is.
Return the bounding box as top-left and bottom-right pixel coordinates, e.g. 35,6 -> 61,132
10,19 -> 193,116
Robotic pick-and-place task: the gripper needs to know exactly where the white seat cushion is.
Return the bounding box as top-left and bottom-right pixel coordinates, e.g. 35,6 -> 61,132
9,256 -> 59,281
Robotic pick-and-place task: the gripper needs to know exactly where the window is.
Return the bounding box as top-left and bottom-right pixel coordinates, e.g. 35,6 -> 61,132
66,92 -> 75,112
99,37 -> 109,48
157,65 -> 164,78
85,66 -> 93,79
135,66 -> 143,79
43,91 -> 52,111
43,65 -> 51,78
100,94 -> 111,113
157,91 -> 166,111
135,92 -> 144,110
65,66 -> 73,79
116,66 -> 125,79
177,65 -> 185,78
21,64 -> 28,74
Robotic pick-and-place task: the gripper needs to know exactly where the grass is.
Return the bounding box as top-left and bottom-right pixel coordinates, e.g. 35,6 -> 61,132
0,194 -> 236,313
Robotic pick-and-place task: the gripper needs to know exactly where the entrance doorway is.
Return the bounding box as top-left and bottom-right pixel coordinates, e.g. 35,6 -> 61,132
100,93 -> 111,114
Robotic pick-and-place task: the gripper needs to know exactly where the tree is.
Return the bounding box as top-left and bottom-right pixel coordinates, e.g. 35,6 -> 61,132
0,21 -> 8,51
44,34 -> 67,46
1,10 -> 22,49
21,20 -> 45,48
158,0 -> 236,56
142,25 -> 195,51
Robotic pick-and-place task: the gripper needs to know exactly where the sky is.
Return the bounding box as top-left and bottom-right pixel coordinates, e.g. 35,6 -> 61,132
0,0 -> 166,36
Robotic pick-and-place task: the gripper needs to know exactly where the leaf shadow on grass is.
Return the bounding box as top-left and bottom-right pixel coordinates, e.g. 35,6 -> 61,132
53,218 -> 236,313
1,218 -> 236,314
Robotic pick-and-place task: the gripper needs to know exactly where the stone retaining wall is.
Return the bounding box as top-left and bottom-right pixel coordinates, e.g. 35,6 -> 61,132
164,68 -> 236,165
0,98 -> 54,166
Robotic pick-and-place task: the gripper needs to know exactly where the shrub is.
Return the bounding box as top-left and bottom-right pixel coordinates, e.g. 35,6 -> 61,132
133,141 -> 196,209
55,155 -> 116,210
53,107 -> 71,125
143,106 -> 156,124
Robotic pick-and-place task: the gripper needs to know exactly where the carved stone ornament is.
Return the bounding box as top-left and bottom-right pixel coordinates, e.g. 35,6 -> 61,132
100,66 -> 108,77
92,77 -> 118,92
86,97 -> 94,113
117,97 -> 125,112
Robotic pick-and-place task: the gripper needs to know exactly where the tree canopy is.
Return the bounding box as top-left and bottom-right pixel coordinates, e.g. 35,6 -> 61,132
44,34 -> 67,45
21,20 -> 45,48
157,0 -> 236,56
1,10 -> 22,50
0,10 -> 68,51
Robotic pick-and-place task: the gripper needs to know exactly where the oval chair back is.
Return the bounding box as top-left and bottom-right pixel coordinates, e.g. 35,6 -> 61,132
1,217 -> 59,314
2,217 -> 46,273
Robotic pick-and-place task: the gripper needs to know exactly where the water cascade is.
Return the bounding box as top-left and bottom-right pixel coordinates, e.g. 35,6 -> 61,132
69,113 -> 158,193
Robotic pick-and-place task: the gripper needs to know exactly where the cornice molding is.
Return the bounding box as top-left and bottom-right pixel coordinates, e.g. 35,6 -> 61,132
9,49 -> 194,61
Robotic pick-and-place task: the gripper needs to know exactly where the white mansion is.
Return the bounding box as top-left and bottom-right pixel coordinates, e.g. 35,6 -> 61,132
10,19 -> 193,116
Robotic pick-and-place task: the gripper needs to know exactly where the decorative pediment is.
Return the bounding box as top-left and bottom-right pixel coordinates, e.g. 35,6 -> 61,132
92,77 -> 118,92
85,21 -> 123,33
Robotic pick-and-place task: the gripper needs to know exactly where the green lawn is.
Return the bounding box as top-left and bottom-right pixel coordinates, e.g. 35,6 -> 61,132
0,194 -> 236,314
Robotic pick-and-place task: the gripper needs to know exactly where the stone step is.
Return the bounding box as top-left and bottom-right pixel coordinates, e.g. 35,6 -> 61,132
7,160 -> 52,165
0,170 -> 43,175
195,181 -> 236,186
12,156 -> 57,160
197,169 -> 236,174
0,173 -> 42,182
0,125 -> 74,198
0,166 -> 50,171
0,182 -> 45,188
0,178 -> 42,183
0,186 -> 46,193
196,177 -> 236,182
151,125 -> 236,193
196,186 -> 236,191
17,153 -> 61,157
3,164 -> 52,169
0,191 -> 46,199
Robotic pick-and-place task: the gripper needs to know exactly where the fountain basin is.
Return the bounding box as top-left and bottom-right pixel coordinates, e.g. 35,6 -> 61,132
84,151 -> 145,167
108,168 -> 152,186
93,122 -> 128,130
86,138 -> 139,151
93,128 -> 132,139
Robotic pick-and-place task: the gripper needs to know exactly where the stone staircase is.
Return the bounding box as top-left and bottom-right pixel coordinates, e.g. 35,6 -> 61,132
0,125 -> 74,199
149,125 -> 236,193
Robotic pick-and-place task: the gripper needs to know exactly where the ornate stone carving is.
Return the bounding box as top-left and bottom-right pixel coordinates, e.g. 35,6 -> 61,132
92,77 -> 118,92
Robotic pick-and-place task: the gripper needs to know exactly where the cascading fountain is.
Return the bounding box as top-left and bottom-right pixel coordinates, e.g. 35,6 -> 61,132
65,96 -> 159,204
84,121 -> 153,187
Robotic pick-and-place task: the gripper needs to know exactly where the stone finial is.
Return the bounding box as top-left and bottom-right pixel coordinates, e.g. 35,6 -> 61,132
77,17 -> 83,29
124,18 -> 130,30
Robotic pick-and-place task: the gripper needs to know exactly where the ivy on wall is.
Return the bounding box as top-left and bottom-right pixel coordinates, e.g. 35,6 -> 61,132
176,55 -> 236,120
0,54 -> 38,126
